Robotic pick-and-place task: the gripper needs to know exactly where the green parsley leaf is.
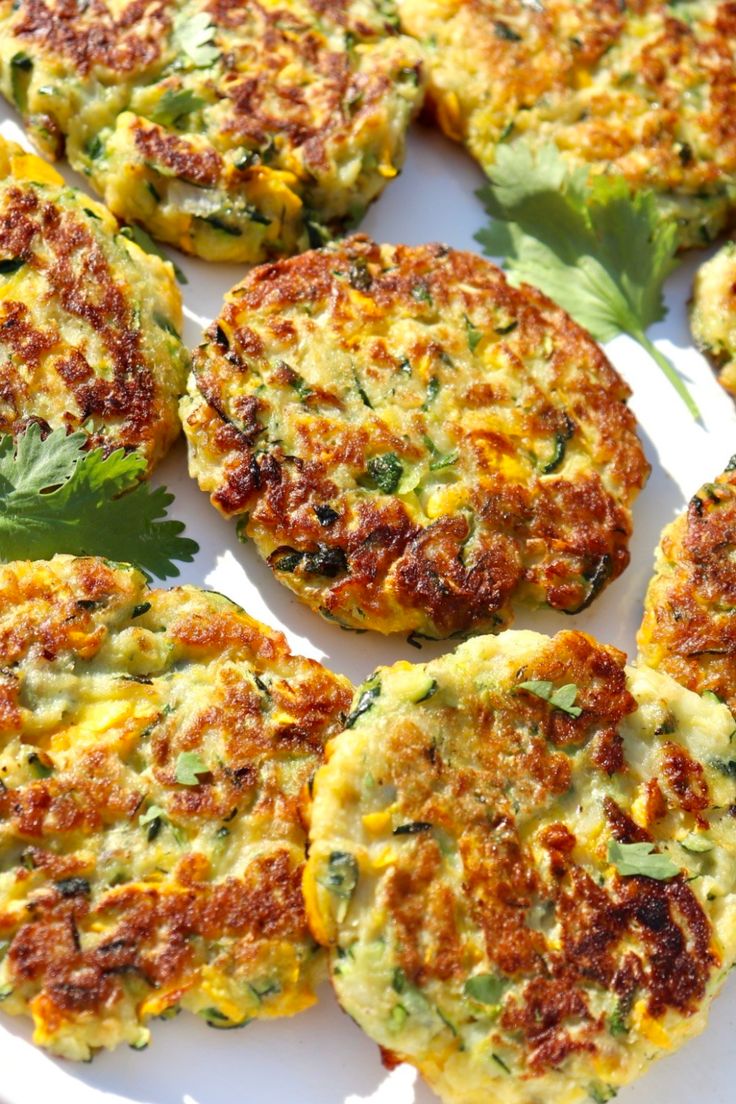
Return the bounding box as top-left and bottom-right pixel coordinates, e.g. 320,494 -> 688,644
174,11 -> 220,68
150,88 -> 205,129
607,839 -> 680,881
464,974 -> 507,1006
464,314 -> 482,353
681,833 -> 714,854
367,452 -> 403,494
517,679 -> 582,717
475,141 -> 698,418
119,224 -> 188,284
0,425 -> 198,579
175,751 -> 208,786
139,804 -> 166,828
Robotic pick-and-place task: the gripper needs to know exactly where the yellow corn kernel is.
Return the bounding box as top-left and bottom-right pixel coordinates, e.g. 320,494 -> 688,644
371,845 -> 398,869
437,91 -> 464,142
362,810 -> 392,833
632,998 -> 672,1049
139,981 -> 194,1019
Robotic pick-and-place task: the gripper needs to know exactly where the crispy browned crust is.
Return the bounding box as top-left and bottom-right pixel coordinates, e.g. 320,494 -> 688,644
12,0 -> 170,75
0,556 -> 352,1045
184,236 -> 649,638
638,462 -> 736,713
0,173 -> 186,467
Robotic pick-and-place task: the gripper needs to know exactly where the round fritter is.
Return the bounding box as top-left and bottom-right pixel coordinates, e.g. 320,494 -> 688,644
691,240 -> 736,396
182,236 -> 649,639
306,629 -> 736,1104
0,135 -> 188,471
397,0 -> 736,248
0,555 -> 352,1060
0,0 -> 424,263
638,460 -> 736,715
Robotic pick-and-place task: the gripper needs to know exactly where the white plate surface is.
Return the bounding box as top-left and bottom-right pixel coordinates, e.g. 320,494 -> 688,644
1,102 -> 735,1104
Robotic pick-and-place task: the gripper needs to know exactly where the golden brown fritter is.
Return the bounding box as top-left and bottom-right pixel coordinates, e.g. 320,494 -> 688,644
0,134 -> 187,471
638,461 -> 736,714
0,0 -> 424,262
306,629 -> 736,1104
691,240 -> 736,396
398,0 -> 736,247
0,555 -> 352,1059
182,235 -> 649,639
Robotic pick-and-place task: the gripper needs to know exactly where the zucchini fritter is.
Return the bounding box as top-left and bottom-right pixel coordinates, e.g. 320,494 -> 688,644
182,236 -> 649,639
0,135 -> 187,471
0,555 -> 352,1059
306,630 -> 736,1104
397,0 -> 736,248
691,240 -> 736,396
0,0 -> 424,263
638,461 -> 736,714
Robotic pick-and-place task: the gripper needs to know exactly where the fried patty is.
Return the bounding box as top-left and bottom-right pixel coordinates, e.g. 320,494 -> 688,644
691,240 -> 736,396
0,555 -> 352,1059
397,0 -> 736,248
0,0 -> 424,263
306,629 -> 736,1104
181,236 -> 649,639
0,135 -> 187,471
638,460 -> 736,715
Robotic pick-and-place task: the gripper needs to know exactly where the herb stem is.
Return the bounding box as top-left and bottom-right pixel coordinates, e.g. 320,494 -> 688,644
630,328 -> 700,420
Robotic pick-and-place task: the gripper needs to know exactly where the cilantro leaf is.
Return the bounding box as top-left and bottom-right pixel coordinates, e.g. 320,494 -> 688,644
607,839 -> 680,881
150,88 -> 205,129
0,425 -> 198,579
464,974 -> 507,1006
119,223 -> 188,285
174,11 -> 220,68
475,141 -> 699,418
517,679 -> 582,717
175,751 -> 208,786
681,833 -> 713,854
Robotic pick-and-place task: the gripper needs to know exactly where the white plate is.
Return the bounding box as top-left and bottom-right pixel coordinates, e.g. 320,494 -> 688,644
1,103 -> 735,1104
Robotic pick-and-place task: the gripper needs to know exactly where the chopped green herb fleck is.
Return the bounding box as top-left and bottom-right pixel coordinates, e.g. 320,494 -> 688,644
120,224 -> 188,284
150,88 -> 205,128
518,680 -> 582,717
607,839 -> 679,881
367,452 -> 403,494
681,833 -> 714,854
423,376 -> 440,410
175,751 -> 208,786
464,973 -> 507,1006
464,314 -> 482,352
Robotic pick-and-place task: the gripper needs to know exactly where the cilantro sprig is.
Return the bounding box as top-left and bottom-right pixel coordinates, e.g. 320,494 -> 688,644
476,142 -> 699,418
0,425 -> 198,579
